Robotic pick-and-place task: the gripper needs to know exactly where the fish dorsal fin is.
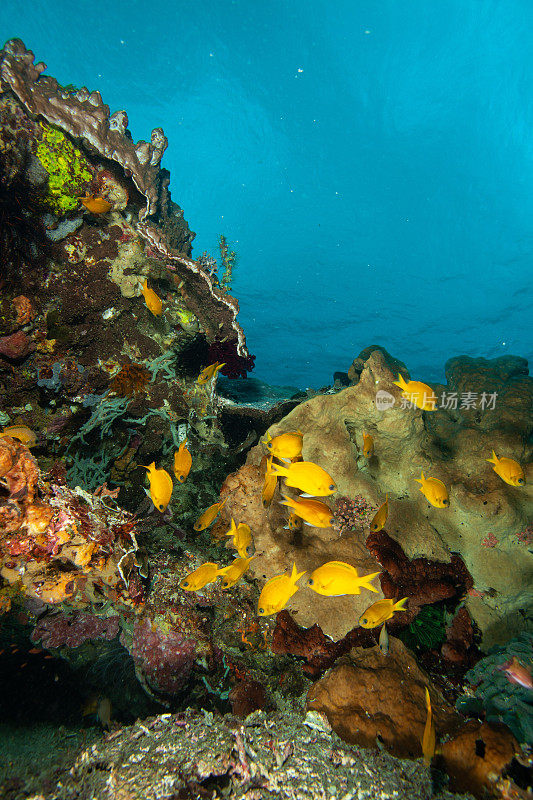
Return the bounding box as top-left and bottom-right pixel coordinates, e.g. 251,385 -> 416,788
290,563 -> 306,583
323,560 -> 356,572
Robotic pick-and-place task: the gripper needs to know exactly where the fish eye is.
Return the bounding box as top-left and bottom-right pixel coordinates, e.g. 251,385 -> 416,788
182,580 -> 189,587
443,498 -> 449,506
329,484 -> 335,491
259,607 -> 264,614
267,442 -> 272,449
329,518 -> 334,525
362,618 -> 367,625
179,475 -> 185,482
308,578 -> 314,585
518,478 -> 525,485
159,504 -> 164,511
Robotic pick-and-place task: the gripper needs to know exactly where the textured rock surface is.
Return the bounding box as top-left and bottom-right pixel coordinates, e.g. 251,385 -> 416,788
306,638 -> 461,758
224,347 -> 532,647
36,709 -> 474,800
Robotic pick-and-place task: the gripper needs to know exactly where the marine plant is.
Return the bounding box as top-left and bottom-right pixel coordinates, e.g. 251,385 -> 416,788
218,234 -> 237,292
397,603 -> 448,652
35,122 -> 92,213
456,631 -> 533,744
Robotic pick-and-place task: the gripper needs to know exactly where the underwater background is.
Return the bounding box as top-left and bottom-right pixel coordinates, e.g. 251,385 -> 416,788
2,0 -> 532,388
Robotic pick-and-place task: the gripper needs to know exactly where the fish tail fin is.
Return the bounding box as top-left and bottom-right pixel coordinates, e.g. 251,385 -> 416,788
290,562 -> 307,584
424,686 -> 432,714
415,471 -> 425,485
360,571 -> 381,593
393,373 -> 408,390
269,462 -> 288,478
279,493 -> 295,509
394,597 -> 409,612
486,450 -> 499,464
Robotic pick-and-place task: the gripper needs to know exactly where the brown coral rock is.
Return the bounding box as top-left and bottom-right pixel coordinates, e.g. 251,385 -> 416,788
239,346 -> 532,647
306,637 -> 460,759
440,720 -> 520,799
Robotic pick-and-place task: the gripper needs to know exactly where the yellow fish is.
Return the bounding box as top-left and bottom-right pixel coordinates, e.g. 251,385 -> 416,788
268,460 -> 336,496
284,511 -> 303,531
141,279 -> 163,316
218,555 -> 255,589
362,431 -> 374,458
79,194 -> 112,214
196,361 -> 225,385
0,425 -> 37,448
180,562 -> 222,591
393,374 -> 437,411
262,457 -> 277,507
173,440 -> 192,483
486,450 -> 525,487
279,494 -> 334,528
193,497 -> 228,531
225,518 -> 254,558
359,597 -> 409,628
142,462 -> 173,512
415,472 -> 450,508
370,494 -> 388,532
307,561 -> 380,596
262,430 -> 303,460
422,686 -> 436,765
258,562 -> 306,616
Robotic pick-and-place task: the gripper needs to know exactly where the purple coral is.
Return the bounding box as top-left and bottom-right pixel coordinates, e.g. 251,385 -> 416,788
332,495 -> 375,534
124,617 -> 197,695
31,611 -> 119,648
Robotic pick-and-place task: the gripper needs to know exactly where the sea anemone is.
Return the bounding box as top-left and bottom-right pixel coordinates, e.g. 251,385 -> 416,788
109,362 -> 151,397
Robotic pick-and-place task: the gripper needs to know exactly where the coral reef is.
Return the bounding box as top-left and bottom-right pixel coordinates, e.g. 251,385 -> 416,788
223,346 -> 531,647
456,631 -> 533,744
28,708 -> 470,800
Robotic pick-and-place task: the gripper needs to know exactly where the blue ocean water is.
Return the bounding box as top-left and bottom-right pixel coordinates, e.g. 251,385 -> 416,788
2,0 -> 532,387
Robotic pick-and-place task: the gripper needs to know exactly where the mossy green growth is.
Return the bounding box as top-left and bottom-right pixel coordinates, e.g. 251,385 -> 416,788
36,122 -> 92,213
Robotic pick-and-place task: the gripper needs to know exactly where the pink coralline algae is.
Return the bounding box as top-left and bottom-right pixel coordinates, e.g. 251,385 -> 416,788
123,617 -> 197,696
482,532 -> 498,548
332,495 -> 375,533
515,526 -> 533,545
31,611 -> 119,649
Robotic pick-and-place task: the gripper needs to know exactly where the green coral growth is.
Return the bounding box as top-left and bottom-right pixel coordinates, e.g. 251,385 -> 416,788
36,122 -> 92,213
397,603 -> 448,652
456,631 -> 533,744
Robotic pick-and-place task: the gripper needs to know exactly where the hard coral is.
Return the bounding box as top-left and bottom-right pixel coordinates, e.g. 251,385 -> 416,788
0,437 -> 144,613
109,362 -> 151,397
31,611 -> 119,649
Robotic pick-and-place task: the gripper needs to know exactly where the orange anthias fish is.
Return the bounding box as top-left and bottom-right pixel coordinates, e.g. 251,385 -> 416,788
362,431 -> 374,458
173,440 -> 192,483
497,657 -> 533,689
79,194 -> 112,214
268,460 -> 337,497
393,374 -> 437,411
141,280 -> 163,316
193,497 -> 228,531
370,495 -> 388,532
422,687 -> 436,765
142,462 -> 173,512
0,425 -> 37,448
196,362 -> 225,385
486,451 -> 525,487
